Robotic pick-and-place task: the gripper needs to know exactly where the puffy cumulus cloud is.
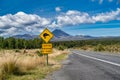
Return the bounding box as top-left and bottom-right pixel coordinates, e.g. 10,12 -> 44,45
0,12 -> 51,36
0,27 -> 17,37
55,7 -> 61,12
53,10 -> 93,27
92,8 -> 120,22
1,8 -> 120,37
50,8 -> 120,27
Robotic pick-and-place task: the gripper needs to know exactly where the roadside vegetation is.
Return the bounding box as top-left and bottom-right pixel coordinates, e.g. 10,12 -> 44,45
53,38 -> 120,53
0,36 -> 120,79
0,36 -> 120,53
0,49 -> 69,80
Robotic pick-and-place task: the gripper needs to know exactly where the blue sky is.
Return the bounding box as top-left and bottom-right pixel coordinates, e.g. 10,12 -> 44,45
0,0 -> 120,37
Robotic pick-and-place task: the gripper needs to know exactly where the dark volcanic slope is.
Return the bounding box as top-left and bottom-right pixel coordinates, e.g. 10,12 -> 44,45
52,29 -> 71,38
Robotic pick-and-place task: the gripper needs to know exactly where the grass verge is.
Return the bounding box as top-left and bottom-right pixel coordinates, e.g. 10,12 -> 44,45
0,49 -> 69,80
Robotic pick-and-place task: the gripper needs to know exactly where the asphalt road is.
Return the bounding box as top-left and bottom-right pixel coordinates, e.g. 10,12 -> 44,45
50,50 -> 120,80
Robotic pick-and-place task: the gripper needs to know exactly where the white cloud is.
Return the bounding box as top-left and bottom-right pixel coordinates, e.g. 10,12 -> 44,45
0,27 -> 17,37
54,10 -> 93,27
39,29 -> 44,33
55,7 -> 61,12
0,12 -> 51,36
92,8 -> 120,22
108,0 -> 113,2
50,8 -> 120,27
1,8 -> 120,36
99,0 -> 103,4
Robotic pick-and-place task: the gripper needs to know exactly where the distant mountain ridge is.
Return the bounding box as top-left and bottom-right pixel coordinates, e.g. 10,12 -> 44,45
51,29 -> 97,41
11,29 -> 120,41
12,29 -> 72,40
12,34 -> 38,39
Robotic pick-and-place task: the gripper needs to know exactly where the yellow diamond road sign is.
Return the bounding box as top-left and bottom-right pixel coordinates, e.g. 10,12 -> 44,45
40,28 -> 53,43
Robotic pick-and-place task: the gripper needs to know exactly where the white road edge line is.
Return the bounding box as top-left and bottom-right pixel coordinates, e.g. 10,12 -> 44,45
74,52 -> 120,67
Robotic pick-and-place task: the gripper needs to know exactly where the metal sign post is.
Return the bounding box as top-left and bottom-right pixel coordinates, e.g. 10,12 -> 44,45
47,54 -> 48,65
40,28 -> 54,65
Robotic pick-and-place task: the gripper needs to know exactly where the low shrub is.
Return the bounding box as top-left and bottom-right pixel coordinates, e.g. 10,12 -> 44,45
94,44 -> 105,51
14,49 -> 21,53
58,46 -> 66,51
35,50 -> 43,57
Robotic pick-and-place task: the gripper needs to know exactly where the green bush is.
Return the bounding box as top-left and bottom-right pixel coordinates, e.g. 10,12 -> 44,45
94,44 -> 105,51
58,45 -> 66,51
35,50 -> 43,57
14,49 -> 21,53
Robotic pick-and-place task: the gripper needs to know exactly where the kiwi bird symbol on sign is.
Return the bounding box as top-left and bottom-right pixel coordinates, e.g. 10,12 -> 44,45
43,33 -> 50,39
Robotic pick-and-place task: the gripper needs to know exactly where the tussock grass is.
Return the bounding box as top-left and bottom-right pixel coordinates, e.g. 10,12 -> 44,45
0,52 -> 45,79
0,49 -> 69,80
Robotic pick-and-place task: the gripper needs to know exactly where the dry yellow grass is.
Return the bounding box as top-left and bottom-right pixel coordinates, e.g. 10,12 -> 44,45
0,53 -> 46,74
49,49 -> 69,58
0,49 -> 69,80
0,50 -> 45,80
48,49 -> 70,65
